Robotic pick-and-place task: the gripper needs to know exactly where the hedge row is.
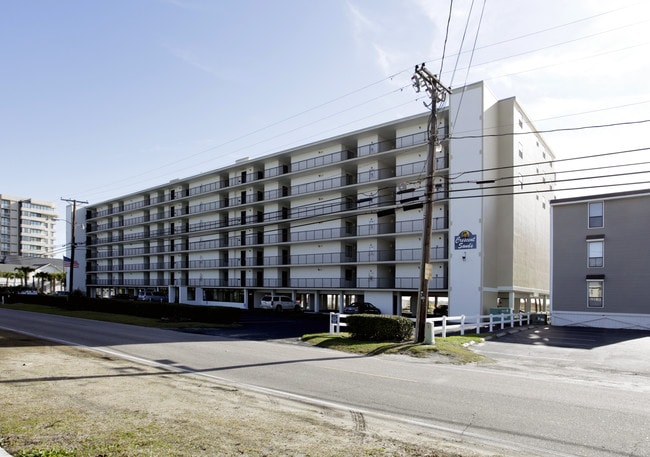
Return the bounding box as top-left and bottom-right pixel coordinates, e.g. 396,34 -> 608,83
5,293 -> 241,325
345,314 -> 413,341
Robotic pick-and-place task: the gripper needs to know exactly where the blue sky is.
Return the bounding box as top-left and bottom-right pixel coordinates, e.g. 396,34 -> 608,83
1,0 -> 649,252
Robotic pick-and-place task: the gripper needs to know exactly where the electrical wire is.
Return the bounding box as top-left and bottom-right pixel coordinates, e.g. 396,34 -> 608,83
439,0 -> 454,77
84,145 -> 650,256
64,1 -> 643,206
449,0 -> 486,133
451,119 -> 650,140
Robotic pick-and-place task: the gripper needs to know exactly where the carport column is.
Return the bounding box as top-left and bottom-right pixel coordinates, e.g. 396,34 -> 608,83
314,293 -> 320,313
339,292 -> 345,313
508,291 -> 516,312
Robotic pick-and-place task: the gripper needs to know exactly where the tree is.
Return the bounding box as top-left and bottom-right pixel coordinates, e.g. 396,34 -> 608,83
14,266 -> 35,288
51,272 -> 66,292
34,271 -> 51,293
0,271 -> 17,287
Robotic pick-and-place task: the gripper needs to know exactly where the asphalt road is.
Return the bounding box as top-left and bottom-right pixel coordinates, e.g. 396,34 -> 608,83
1,308 -> 649,457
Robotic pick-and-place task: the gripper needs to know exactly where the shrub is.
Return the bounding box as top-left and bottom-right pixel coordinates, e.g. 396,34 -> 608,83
345,314 -> 413,341
9,294 -> 241,325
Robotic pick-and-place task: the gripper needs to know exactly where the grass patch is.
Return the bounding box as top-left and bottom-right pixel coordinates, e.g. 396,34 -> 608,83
301,332 -> 490,364
0,303 -> 233,329
14,449 -> 75,457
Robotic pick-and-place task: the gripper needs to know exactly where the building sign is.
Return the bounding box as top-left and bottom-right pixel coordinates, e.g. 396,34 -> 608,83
454,230 -> 477,250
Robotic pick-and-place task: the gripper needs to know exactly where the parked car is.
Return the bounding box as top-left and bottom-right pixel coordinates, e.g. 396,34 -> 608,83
260,295 -> 302,312
16,289 -> 38,295
343,302 -> 381,314
137,290 -> 167,302
432,304 -> 448,317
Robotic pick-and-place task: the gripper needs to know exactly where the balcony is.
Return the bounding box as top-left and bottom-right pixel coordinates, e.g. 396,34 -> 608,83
291,149 -> 353,173
395,276 -> 447,289
291,175 -> 356,195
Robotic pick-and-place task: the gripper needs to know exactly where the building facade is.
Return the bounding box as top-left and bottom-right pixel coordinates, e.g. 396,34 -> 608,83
551,189 -> 650,329
0,194 -> 57,259
75,81 -> 554,315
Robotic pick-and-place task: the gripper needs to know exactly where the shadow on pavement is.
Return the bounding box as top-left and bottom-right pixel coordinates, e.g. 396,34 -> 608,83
491,325 -> 650,349
179,310 -> 331,341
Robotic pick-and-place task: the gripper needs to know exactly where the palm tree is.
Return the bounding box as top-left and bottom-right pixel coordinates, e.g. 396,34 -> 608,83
51,272 -> 66,292
0,271 -> 16,287
34,271 -> 51,293
14,266 -> 35,288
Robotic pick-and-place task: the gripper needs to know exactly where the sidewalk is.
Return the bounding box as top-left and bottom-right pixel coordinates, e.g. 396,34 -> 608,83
0,446 -> 12,457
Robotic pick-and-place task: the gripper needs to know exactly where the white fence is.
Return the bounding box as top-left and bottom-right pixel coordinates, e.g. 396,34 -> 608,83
329,312 -> 350,334
423,312 -> 535,344
329,311 -> 540,344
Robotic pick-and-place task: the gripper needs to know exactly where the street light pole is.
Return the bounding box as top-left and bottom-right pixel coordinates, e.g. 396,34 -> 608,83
411,63 -> 451,343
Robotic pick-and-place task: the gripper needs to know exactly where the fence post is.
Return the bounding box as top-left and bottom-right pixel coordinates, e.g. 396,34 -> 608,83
510,312 -> 514,328
460,315 -> 466,335
500,313 -> 506,329
489,314 -> 494,332
476,315 -> 481,334
442,315 -> 447,338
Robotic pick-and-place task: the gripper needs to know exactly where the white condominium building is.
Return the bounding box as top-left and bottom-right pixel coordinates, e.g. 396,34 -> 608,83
0,194 -> 57,259
75,81 -> 554,315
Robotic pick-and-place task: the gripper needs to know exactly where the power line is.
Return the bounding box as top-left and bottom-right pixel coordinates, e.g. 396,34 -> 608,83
439,0 -> 454,76
449,0 -> 486,134
448,145 -> 650,180
451,119 -> 650,140
87,167 -> 650,257
75,10 -> 646,203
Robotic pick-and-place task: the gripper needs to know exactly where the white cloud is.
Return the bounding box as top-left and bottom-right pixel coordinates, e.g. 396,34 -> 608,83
164,44 -> 239,81
346,2 -> 376,41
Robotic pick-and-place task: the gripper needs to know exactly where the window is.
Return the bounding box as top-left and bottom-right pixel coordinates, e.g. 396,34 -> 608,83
588,240 -> 603,267
588,201 -> 603,228
587,280 -> 604,308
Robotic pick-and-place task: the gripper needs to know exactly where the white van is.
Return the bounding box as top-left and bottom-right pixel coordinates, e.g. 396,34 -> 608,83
260,295 -> 301,311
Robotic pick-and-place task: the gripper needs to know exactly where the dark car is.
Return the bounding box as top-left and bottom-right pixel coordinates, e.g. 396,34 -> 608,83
137,290 -> 167,302
343,302 -> 381,314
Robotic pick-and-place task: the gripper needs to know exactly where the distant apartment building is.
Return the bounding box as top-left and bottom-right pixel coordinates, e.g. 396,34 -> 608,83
551,189 -> 650,329
74,81 -> 555,315
0,194 -> 57,259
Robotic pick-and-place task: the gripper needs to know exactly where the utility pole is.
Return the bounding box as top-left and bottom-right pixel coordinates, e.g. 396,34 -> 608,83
61,197 -> 88,296
411,63 -> 451,343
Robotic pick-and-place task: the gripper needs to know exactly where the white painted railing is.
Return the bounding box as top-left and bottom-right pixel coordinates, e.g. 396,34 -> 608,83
329,312 -> 350,335
329,311 -> 537,343
424,312 -> 533,343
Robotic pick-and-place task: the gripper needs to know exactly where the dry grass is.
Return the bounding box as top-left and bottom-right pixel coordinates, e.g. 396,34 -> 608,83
0,330 -> 490,457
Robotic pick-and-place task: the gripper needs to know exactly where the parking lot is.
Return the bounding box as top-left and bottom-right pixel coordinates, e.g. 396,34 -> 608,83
182,310 -> 330,341
473,325 -> 650,382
